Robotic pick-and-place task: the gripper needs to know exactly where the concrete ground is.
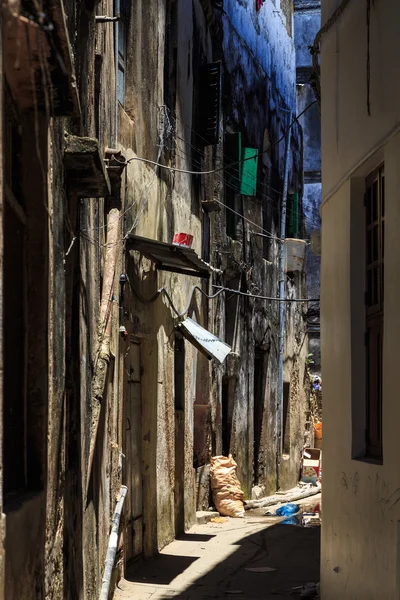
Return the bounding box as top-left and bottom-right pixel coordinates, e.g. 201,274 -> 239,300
115,496 -> 320,600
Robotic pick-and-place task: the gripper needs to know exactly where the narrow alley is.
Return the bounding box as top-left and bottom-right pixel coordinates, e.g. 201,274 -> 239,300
3,0 -> 400,596
117,497 -> 321,600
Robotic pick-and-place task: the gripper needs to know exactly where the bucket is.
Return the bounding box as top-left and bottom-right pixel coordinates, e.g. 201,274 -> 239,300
314,421 -> 322,440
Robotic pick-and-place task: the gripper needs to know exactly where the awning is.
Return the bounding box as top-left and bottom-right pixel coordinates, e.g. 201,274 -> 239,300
177,318 -> 231,365
126,235 -> 212,279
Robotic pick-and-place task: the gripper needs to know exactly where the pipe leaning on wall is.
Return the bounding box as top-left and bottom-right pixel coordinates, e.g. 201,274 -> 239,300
99,485 -> 128,600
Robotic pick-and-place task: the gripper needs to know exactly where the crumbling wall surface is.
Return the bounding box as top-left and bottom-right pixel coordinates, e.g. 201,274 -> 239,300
295,3 -> 321,372
217,0 -> 307,498
45,120 -> 67,600
281,272 -> 309,489
223,0 -> 296,109
117,0 -> 217,555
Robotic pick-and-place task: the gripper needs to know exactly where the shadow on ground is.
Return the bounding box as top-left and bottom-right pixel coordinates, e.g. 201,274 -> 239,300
124,522 -> 320,598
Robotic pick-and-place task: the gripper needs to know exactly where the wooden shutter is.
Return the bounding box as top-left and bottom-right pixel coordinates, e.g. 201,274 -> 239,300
199,61 -> 222,145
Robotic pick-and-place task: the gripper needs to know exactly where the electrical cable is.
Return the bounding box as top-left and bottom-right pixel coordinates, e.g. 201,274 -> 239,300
126,275 -> 226,318
174,139 -> 317,232
127,274 -> 319,321
111,101 -> 317,177
172,115 -> 303,201
212,286 -> 320,303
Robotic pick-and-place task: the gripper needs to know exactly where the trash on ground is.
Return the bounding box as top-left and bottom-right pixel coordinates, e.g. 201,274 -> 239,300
244,567 -> 277,573
210,517 -> 228,523
210,455 -> 245,518
302,513 -> 321,527
276,503 -> 300,517
301,448 -> 321,486
281,516 -> 301,526
298,582 -> 319,598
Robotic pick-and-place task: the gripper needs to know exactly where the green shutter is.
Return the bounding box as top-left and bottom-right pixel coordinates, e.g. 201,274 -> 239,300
240,148 -> 258,196
225,137 -> 258,196
287,193 -> 299,238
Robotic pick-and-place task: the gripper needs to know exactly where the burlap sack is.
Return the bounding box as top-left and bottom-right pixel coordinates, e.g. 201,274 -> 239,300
210,455 -> 245,518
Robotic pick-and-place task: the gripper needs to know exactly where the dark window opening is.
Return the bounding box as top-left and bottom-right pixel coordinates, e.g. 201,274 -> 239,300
3,93 -> 48,502
198,62 -> 222,146
225,188 -> 243,240
365,165 -> 384,460
5,88 -> 23,206
116,0 -> 129,106
222,378 -> 231,457
253,350 -> 267,485
282,381 -> 290,455
94,54 -> 102,140
286,193 -> 299,238
4,202 -> 26,495
225,277 -> 240,348
164,0 -> 178,116
202,212 -> 210,263
174,334 -> 185,411
225,133 -> 243,240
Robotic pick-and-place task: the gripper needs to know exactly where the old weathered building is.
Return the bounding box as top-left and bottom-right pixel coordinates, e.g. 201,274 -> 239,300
0,0 -> 311,598
294,0 -> 321,373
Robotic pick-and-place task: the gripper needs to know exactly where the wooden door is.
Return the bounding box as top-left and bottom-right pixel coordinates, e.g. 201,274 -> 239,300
124,337 -> 143,563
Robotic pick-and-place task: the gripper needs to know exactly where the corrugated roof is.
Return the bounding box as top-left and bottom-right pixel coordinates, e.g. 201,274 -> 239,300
126,235 -> 212,279
178,318 -> 231,364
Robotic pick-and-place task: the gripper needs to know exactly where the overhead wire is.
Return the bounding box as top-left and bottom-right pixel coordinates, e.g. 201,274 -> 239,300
172,113 -> 302,200
126,276 -> 226,319
75,101 -> 319,251
111,100 -> 317,177
126,276 -> 319,320
212,286 -> 319,303
173,132 -> 318,231
173,139 -> 316,237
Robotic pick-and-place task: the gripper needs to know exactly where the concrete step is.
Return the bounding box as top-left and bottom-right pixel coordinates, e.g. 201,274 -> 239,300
196,510 -> 220,524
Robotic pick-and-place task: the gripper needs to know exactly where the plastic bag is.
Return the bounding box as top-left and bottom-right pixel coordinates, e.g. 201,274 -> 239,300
275,503 -> 300,517
210,455 -> 245,518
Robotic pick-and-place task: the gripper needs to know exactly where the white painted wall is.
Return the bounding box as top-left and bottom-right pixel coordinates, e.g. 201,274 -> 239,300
321,0 -> 400,597
321,0 -> 400,202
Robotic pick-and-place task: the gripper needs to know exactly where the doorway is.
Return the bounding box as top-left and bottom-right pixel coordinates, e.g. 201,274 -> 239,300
174,334 -> 185,536
124,337 -> 143,563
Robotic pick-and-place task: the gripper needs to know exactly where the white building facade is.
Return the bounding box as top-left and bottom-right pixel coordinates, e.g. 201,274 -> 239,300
321,0 -> 400,597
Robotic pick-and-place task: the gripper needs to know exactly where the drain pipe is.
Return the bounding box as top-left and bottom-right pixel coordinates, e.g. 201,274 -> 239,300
114,0 -> 120,145
99,486 -> 128,600
277,113 -> 292,490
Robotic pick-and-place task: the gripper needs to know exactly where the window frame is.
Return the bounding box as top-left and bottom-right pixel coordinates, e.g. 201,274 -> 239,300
364,165 -> 385,460
116,0 -> 129,106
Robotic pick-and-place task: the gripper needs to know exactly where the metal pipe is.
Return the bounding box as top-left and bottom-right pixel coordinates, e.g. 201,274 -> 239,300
114,0 -> 120,146
277,112 -> 292,491
119,273 -> 128,338
96,15 -> 120,22
99,486 -> 128,600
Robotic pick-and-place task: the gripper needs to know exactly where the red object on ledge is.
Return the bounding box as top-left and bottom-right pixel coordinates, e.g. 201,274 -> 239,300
256,0 -> 264,11
172,233 -> 194,248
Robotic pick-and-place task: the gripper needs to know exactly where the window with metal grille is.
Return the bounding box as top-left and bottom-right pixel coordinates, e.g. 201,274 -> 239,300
116,0 -> 129,106
365,165 -> 384,459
